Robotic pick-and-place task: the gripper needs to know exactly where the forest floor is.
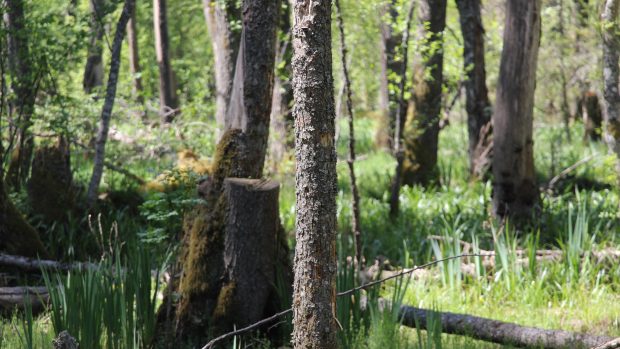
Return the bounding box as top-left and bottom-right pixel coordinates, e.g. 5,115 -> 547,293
1,115 -> 619,348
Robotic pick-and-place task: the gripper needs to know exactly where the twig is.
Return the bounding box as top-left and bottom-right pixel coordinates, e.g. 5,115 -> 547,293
201,253 -> 490,349
546,155 -> 596,189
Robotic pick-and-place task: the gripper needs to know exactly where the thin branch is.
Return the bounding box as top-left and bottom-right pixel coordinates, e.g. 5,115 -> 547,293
201,253 -> 491,349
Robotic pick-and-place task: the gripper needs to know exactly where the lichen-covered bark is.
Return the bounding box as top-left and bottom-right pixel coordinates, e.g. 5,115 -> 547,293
154,0 -> 178,122
456,0 -> 492,179
402,0 -> 447,186
202,0 -> 242,138
602,0 -> 620,190
291,0 -> 338,347
492,0 -> 541,220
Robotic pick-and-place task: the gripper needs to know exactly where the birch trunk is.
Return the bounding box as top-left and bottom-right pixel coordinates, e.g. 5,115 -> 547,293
85,0 -> 134,207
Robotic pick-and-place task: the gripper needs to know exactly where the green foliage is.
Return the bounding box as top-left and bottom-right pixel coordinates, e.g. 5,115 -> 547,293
41,242 -> 163,349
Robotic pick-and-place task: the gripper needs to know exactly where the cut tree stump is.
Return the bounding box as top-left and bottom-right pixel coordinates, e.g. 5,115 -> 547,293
400,305 -> 615,348
220,178 -> 281,327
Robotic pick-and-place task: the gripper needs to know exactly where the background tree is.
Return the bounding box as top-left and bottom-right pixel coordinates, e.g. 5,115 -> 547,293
126,2 -> 143,106
492,0 -> 541,220
376,0 -> 402,150
86,0 -> 135,207
456,0 -> 492,179
3,0 -> 36,189
291,0 -> 339,347
154,0 -> 178,122
401,0 -> 447,186
203,0 -> 242,138
83,0 -> 105,94
602,0 -> 620,189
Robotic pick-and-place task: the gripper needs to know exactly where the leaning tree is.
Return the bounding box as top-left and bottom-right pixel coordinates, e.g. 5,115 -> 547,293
492,0 -> 542,220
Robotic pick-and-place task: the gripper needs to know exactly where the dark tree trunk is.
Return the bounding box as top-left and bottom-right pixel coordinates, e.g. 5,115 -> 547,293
154,0 -> 177,122
578,91 -> 603,142
491,0 -> 541,220
126,3 -> 143,106
269,1 -> 293,171
3,0 -> 36,189
291,0 -> 338,347
83,0 -> 105,94
85,0 -> 134,207
166,0 -> 282,346
376,0 -> 402,150
456,0 -> 492,179
202,0 -> 242,138
0,177 -> 49,259
401,0 -> 447,186
602,0 -> 620,190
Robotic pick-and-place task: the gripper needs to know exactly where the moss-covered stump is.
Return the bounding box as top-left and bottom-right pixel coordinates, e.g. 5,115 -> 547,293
0,177 -> 49,258
154,130 -> 292,348
27,138 -> 76,223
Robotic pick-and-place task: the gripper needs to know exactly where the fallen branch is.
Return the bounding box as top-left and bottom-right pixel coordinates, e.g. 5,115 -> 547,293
0,253 -> 98,272
400,306 -> 616,349
0,286 -> 48,311
546,155 -> 597,190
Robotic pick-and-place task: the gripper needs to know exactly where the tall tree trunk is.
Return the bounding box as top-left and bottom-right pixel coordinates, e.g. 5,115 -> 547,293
602,0 -> 620,190
203,0 -> 242,139
167,0 -> 280,345
269,1 -> 293,172
3,0 -> 36,189
376,0 -> 402,150
85,0 -> 134,207
401,0 -> 447,187
83,0 -> 105,94
291,1 -> 338,348
126,3 -> 143,106
154,0 -> 177,122
491,0 -> 541,220
456,0 -> 492,179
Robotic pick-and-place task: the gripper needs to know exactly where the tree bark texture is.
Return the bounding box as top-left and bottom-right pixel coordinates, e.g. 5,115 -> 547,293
224,0 -> 278,179
491,0 -> 541,220
456,0 -> 492,179
83,0 -> 105,94
401,0 -> 447,186
602,0 -> 620,189
376,0 -> 402,150
291,1 -> 339,347
154,0 -> 177,122
202,0 -> 242,138
3,0 -> 36,189
126,3 -> 143,105
0,177 -> 49,258
85,0 -> 134,207
400,305 -> 616,349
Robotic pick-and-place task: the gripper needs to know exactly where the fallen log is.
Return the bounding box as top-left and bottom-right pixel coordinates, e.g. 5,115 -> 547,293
0,253 -> 97,272
400,305 -> 616,349
0,286 -> 48,312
